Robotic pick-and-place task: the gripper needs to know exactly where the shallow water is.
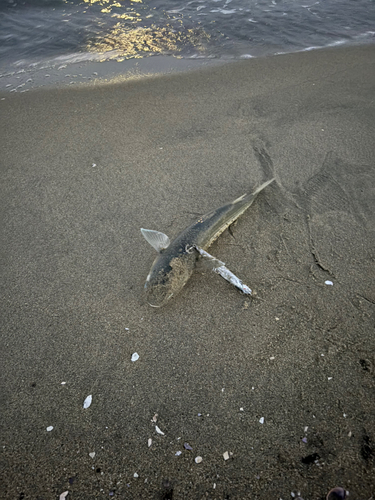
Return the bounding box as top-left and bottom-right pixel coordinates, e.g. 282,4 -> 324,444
1,0 -> 374,70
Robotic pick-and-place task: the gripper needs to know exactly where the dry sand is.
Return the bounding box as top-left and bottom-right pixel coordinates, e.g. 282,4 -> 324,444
1,45 -> 375,499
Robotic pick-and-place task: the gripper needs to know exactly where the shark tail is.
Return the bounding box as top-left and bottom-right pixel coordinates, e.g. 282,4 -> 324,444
252,177 -> 275,197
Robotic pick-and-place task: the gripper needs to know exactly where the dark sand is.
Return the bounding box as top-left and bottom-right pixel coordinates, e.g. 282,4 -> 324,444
1,45 -> 375,499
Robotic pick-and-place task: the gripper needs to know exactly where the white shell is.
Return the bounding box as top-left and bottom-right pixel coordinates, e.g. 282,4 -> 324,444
83,395 -> 92,409
131,352 -> 139,362
155,425 -> 165,435
195,456 -> 203,464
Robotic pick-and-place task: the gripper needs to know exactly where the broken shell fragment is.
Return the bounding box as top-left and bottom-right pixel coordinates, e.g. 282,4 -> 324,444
326,487 -> 347,500
131,352 -> 139,362
155,425 -> 165,435
83,395 -> 92,409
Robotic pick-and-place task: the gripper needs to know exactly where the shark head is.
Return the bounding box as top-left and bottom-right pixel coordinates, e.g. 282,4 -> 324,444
141,228 -> 196,307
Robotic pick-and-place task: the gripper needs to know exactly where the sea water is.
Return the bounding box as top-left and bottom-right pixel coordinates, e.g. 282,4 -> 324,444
0,0 -> 374,91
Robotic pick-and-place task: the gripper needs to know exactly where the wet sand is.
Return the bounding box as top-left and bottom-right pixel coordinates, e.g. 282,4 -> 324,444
1,45 -> 375,499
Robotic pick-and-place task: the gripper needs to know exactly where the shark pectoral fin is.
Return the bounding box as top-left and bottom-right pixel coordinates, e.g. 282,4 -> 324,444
141,228 -> 170,252
196,256 -> 225,272
194,246 -> 225,272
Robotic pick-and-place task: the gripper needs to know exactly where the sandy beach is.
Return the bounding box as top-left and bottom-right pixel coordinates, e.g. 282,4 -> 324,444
1,45 -> 375,499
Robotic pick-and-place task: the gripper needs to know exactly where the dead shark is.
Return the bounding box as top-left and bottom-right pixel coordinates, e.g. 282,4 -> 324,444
141,178 -> 275,307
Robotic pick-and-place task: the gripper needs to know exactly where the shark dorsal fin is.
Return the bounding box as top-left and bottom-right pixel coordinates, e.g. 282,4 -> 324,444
141,228 -> 170,252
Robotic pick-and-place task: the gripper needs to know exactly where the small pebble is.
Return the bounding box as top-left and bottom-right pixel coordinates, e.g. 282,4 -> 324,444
175,451 -> 182,456
325,280 -> 333,286
59,492 -> 69,500
46,426 -> 54,432
259,417 -> 264,424
89,452 -> 95,459
195,456 -> 202,463
134,472 -> 139,478
223,451 -> 229,460
155,425 -> 165,435
131,352 -> 139,362
148,438 -> 152,447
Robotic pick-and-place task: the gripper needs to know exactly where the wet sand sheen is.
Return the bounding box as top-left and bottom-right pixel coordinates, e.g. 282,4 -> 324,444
1,45 -> 375,498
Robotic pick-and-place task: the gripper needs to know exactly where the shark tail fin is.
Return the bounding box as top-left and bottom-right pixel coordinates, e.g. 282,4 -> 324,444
252,177 -> 275,197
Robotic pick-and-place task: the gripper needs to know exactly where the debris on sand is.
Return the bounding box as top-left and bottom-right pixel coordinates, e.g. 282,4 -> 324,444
83,395 -> 92,409
326,487 -> 348,500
